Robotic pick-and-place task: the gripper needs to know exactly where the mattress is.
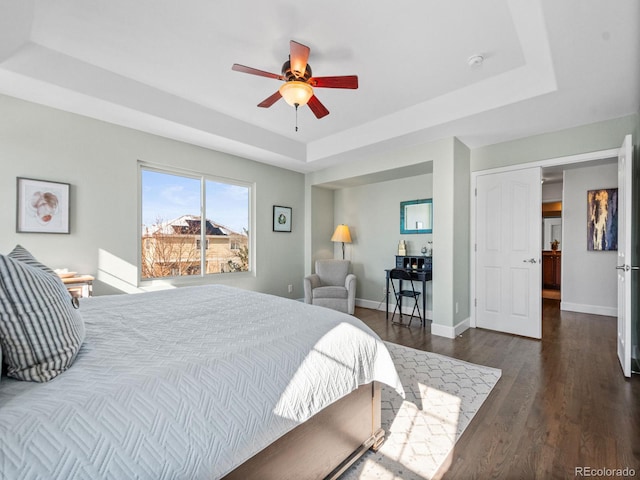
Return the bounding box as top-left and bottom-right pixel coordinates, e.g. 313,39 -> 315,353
0,285 -> 403,479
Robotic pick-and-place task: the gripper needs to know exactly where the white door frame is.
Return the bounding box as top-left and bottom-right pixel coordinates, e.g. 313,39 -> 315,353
470,147 -> 619,329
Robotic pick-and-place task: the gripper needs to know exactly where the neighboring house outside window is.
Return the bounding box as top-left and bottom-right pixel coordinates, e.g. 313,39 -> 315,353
140,167 -> 250,280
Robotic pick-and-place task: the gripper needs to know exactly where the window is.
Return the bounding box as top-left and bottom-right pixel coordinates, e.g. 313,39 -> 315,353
140,167 -> 250,279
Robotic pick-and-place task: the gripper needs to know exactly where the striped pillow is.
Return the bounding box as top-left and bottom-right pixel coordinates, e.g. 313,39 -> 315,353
8,245 -> 80,310
8,244 -> 56,275
0,254 -> 85,382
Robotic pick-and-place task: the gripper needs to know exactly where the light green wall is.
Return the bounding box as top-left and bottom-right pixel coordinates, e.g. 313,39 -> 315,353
452,138 -> 471,324
307,114 -> 637,336
308,137 -> 470,335
472,114 -> 638,345
562,163 -> 618,313
3,92 -> 637,338
471,114 -> 638,171
309,185 -> 334,274
307,139 -> 448,187
431,138 -> 471,329
0,94 -> 305,297
332,174 -> 434,308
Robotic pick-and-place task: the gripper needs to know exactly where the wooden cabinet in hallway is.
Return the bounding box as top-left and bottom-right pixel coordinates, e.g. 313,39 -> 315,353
542,250 -> 561,290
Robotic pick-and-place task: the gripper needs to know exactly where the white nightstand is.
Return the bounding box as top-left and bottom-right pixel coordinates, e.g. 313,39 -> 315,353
60,275 -> 94,298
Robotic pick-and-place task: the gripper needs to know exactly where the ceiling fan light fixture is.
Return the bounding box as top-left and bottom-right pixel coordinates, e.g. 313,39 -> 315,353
279,81 -> 313,107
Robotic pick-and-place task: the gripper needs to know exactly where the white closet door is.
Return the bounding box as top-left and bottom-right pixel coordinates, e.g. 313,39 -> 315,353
476,167 -> 542,338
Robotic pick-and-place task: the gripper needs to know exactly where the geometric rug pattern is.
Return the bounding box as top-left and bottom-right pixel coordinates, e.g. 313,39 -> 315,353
342,342 -> 502,480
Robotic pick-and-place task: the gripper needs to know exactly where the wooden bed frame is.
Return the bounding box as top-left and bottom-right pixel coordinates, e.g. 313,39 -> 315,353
224,382 -> 383,480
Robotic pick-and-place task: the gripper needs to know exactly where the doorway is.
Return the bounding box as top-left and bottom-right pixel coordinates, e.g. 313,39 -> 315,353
471,146 -> 621,339
541,175 -> 563,302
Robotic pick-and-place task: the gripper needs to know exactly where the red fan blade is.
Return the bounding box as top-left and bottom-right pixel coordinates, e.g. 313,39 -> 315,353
232,64 -> 284,81
309,75 -> 358,89
307,95 -> 329,119
289,40 -> 310,78
257,91 -> 282,108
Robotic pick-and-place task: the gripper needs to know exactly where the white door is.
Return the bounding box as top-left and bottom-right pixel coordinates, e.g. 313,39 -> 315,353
476,167 -> 542,338
617,134 -> 633,377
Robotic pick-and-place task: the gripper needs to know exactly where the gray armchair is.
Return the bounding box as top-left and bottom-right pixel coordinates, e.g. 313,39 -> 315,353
304,259 -> 356,314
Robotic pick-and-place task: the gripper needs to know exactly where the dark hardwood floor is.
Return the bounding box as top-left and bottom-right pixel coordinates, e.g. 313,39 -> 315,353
354,300 -> 640,479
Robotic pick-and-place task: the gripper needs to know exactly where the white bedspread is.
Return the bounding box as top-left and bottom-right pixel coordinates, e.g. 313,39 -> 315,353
0,285 -> 403,479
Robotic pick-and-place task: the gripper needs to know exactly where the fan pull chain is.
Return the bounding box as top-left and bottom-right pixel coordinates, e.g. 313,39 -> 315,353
295,104 -> 299,132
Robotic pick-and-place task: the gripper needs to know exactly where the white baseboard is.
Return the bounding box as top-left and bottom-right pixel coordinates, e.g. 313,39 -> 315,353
356,298 -> 385,310
356,298 -> 433,321
356,298 -> 470,339
431,317 -> 470,339
560,302 -> 617,317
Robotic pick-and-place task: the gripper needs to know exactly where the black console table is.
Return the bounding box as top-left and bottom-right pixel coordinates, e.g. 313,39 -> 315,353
385,256 -> 432,325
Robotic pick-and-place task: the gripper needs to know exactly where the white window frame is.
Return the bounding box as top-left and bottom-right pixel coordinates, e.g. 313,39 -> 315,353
138,162 -> 254,286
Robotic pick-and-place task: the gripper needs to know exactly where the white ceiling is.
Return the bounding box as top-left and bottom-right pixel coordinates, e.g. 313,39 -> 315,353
0,0 -> 638,173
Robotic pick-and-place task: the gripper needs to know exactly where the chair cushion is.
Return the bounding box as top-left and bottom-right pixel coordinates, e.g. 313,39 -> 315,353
316,260 -> 350,287
312,286 -> 348,300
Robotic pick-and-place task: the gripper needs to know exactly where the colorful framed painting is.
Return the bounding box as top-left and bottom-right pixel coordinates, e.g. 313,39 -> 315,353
273,205 -> 292,232
587,188 -> 617,251
16,177 -> 71,234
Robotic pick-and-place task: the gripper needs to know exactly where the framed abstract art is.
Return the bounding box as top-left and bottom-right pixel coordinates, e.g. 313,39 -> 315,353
16,177 -> 70,234
587,188 -> 617,251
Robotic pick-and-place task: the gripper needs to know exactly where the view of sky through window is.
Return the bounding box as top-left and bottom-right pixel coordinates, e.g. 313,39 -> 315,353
142,170 -> 249,233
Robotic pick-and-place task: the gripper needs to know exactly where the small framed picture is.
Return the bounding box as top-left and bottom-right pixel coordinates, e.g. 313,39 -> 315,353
16,177 -> 70,234
273,205 -> 292,232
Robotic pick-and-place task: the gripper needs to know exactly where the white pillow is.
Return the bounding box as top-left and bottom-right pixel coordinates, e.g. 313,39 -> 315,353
0,254 -> 85,382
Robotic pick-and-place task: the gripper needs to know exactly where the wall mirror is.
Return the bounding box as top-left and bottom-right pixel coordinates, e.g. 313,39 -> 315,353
542,201 -> 562,250
543,217 -> 562,250
400,199 -> 432,234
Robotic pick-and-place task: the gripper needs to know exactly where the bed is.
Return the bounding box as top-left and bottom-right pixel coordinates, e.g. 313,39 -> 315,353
0,282 -> 404,479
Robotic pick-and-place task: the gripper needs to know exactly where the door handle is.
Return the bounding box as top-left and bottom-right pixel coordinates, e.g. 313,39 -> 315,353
523,258 -> 537,264
616,265 -> 630,271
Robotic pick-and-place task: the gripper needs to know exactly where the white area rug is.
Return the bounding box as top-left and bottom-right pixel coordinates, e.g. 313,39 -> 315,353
342,342 -> 502,480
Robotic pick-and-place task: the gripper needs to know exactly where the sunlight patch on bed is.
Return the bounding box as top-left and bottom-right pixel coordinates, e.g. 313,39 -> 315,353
272,322 -> 384,422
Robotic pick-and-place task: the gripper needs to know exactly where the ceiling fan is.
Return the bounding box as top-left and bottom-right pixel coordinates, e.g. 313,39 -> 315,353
232,40 -> 358,121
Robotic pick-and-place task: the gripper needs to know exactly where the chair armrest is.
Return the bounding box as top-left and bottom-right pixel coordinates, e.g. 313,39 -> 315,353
345,273 -> 356,291
307,274 -> 321,289
345,274 -> 357,314
304,274 -> 321,304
